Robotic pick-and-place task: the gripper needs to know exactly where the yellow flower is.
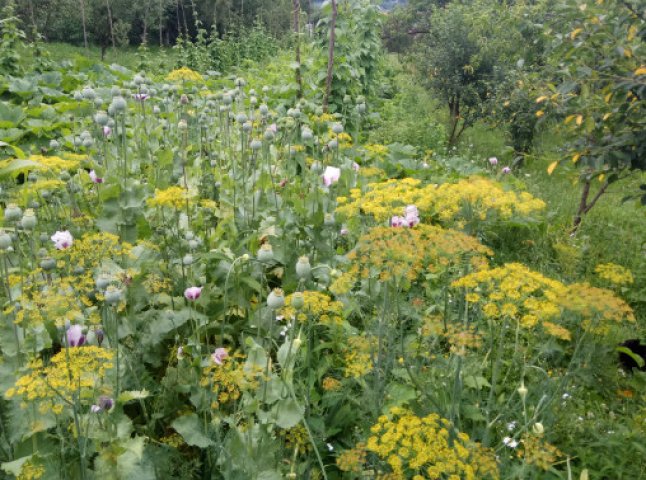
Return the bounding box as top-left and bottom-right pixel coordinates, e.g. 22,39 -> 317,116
166,67 -> 203,82
147,186 -> 194,209
594,263 -> 634,285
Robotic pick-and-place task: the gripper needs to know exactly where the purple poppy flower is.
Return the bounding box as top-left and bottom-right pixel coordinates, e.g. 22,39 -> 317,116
502,166 -> 512,174
132,93 -> 149,102
489,157 -> 498,166
66,324 -> 85,347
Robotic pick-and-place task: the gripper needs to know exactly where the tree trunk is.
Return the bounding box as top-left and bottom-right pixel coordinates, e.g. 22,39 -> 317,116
293,0 -> 302,98
447,96 -> 461,148
571,178 -> 609,235
159,0 -> 164,45
105,0 -> 116,48
79,0 -> 89,49
322,0 -> 337,113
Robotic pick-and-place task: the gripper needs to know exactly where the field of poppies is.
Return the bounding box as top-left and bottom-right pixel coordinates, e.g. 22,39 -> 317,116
0,2 -> 645,479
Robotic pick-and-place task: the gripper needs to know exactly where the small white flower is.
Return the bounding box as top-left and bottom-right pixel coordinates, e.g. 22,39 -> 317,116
326,443 -> 334,451
562,393 -> 571,400
507,421 -> 517,432
503,437 -> 519,448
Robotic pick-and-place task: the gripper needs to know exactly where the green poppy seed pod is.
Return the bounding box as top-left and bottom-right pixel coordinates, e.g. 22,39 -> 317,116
324,213 -> 335,226
250,96 -> 257,105
267,288 -> 285,309
82,137 -> 94,148
263,129 -> 275,141
153,105 -> 161,114
59,171 -> 71,182
73,265 -> 85,275
532,422 -> 544,436
94,98 -> 103,108
295,256 -> 311,279
178,119 -> 188,131
112,96 -> 127,113
188,239 -> 199,250
357,103 -> 366,114
133,74 -> 145,85
235,77 -> 246,87
96,273 -> 112,290
328,138 -> 338,149
257,243 -> 274,263
39,233 -> 49,243
0,231 -> 12,250
301,128 -> 313,141
21,209 -> 37,230
111,86 -> 121,97
291,292 -> 305,310
40,257 -> 56,271
236,113 -> 248,124
250,139 -> 262,151
4,204 -> 22,221
182,253 -> 193,266
241,253 -> 250,262
104,286 -> 123,305
242,121 -> 252,133
310,161 -> 322,173
259,104 -> 269,116
82,87 -> 96,100
74,91 -> 83,101
27,172 -> 38,183
28,201 -> 39,209
222,94 -> 233,105
262,85 -> 269,93
357,95 -> 366,104
73,137 -> 82,147
80,130 -> 91,140
94,111 -> 109,126
180,94 -> 189,105
49,139 -> 60,149
343,95 -> 351,104
332,123 -> 344,134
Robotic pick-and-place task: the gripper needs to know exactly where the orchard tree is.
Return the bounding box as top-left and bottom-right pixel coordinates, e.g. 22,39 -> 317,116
413,1 -> 522,147
540,0 -> 645,232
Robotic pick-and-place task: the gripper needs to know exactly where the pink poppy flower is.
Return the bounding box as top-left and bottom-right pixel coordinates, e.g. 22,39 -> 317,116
322,166 -> 341,186
211,347 -> 229,365
132,93 -> 149,102
489,157 -> 498,166
51,230 -> 73,249
103,126 -> 112,137
502,166 -> 512,174
89,170 -> 104,184
184,286 -> 203,301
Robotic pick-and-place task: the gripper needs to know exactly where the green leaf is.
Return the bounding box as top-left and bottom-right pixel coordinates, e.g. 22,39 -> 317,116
274,398 -> 304,429
0,141 -> 25,158
0,159 -> 39,178
617,346 -> 646,368
1,456 -> 31,476
172,414 -> 214,448
118,390 -> 150,403
258,470 -> 283,480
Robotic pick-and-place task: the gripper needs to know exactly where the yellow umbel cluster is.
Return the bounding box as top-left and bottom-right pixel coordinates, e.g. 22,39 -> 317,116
452,263 -> 635,340
6,346 -> 114,415
330,225 -> 491,295
147,186 -> 193,209
280,291 -> 344,326
365,407 -> 499,479
166,67 -> 204,82
336,176 -> 546,228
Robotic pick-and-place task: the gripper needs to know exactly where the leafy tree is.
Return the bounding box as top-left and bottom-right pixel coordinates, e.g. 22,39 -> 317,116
412,1 -> 522,147
540,0 -> 645,231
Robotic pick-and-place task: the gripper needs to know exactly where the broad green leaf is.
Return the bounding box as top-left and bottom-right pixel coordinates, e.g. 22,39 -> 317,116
172,414 -> 214,448
273,398 -> 304,429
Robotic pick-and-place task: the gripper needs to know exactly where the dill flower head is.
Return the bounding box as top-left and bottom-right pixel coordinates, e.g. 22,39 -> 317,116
335,176 -> 546,228
452,263 -> 571,340
6,346 -> 114,415
199,351 -> 262,410
343,336 -> 375,378
166,67 -> 203,82
594,262 -> 634,286
280,291 -> 344,326
330,224 -> 491,295
364,407 -> 499,479
147,186 -> 193,209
